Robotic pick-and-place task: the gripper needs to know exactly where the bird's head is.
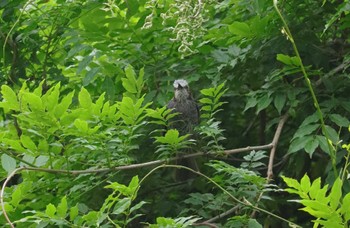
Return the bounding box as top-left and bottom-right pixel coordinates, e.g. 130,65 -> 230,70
173,79 -> 190,101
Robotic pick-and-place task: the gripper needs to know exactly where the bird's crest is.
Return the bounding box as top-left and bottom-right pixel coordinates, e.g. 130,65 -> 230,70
173,79 -> 188,89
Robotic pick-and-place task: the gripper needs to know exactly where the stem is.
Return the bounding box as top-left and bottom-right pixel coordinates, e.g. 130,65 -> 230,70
273,0 -> 338,178
341,149 -> 350,183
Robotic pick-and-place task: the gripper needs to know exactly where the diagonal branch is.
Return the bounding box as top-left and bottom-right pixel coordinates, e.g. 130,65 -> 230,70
250,113 -> 289,219
267,113 -> 289,180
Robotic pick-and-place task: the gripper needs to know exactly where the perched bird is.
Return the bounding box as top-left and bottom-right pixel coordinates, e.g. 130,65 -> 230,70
167,79 -> 200,135
167,79 -> 200,181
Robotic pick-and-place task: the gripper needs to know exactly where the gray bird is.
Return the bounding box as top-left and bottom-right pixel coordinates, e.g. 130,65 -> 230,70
167,79 -> 200,180
167,79 -> 200,135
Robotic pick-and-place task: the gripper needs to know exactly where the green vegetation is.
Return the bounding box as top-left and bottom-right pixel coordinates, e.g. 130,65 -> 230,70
1,0 -> 350,227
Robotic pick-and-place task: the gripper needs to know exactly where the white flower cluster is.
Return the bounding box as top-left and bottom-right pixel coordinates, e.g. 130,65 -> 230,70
143,0 -> 212,56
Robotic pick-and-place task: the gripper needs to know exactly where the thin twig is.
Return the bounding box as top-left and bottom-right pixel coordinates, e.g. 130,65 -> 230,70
1,167 -> 24,228
224,144 -> 273,155
315,60 -> 350,86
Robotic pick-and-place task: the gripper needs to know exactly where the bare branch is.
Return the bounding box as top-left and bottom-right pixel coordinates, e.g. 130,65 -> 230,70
203,205 -> 239,223
251,112 -> 289,219
267,113 -> 289,180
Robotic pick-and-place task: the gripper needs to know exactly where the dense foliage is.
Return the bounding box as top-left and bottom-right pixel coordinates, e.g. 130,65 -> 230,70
1,0 -> 350,227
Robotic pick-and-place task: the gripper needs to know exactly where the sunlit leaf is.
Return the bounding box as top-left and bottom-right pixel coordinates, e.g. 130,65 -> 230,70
1,154 -> 16,174
78,87 -> 92,108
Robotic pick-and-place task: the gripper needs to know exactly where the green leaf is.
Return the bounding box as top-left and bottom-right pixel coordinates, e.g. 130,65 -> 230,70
2,139 -> 26,153
57,196 -> 68,218
282,175 -> 301,192
92,93 -> 105,115
128,176 -> 139,193
20,135 -> 37,151
137,67 -> 144,90
54,91 -> 74,118
43,83 -> 60,113
248,219 -> 263,228
33,80 -> 44,96
155,129 -> 188,145
300,112 -> 319,127
122,78 -> 137,94
304,136 -> 319,157
38,139 -> 49,153
329,114 -> 350,127
340,193 -> 350,220
23,92 -> 44,112
316,135 -> 331,154
83,67 -> 100,86
315,185 -> 330,205
289,136 -> 313,153
276,54 -> 301,66
324,125 -> 339,144
300,174 -> 311,193
309,178 -> 321,200
299,200 -> 332,218
79,87 -> 92,108
274,93 -> 286,114
11,186 -> 22,207
123,65 -> 137,93
200,88 -> 214,96
1,154 -> 16,174
199,97 -> 213,105
82,211 -> 98,224
201,105 -> 212,112
0,85 -> 19,111
35,155 -> 49,167
130,201 -> 147,213
45,203 -> 57,218
74,119 -> 89,132
292,124 -> 319,140
101,101 -> 110,117
244,96 -> 257,112
229,21 -> 251,37
70,205 -> 79,221
112,198 -> 131,215
77,54 -> 93,74
256,94 -> 272,113
67,44 -> 89,59
329,178 -> 342,210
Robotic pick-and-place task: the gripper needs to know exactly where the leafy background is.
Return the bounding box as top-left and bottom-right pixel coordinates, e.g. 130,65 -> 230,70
1,0 -> 350,227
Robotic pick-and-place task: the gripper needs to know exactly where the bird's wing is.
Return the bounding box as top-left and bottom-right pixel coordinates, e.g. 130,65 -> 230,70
167,98 -> 176,110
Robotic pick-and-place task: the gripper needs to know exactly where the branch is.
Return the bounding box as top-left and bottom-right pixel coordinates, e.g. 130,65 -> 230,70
251,113 -> 289,219
267,113 -> 289,180
203,205 -> 239,223
315,59 -> 350,86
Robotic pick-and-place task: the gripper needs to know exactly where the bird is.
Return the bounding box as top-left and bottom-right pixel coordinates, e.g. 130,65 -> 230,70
167,79 -> 200,181
167,79 -> 200,135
